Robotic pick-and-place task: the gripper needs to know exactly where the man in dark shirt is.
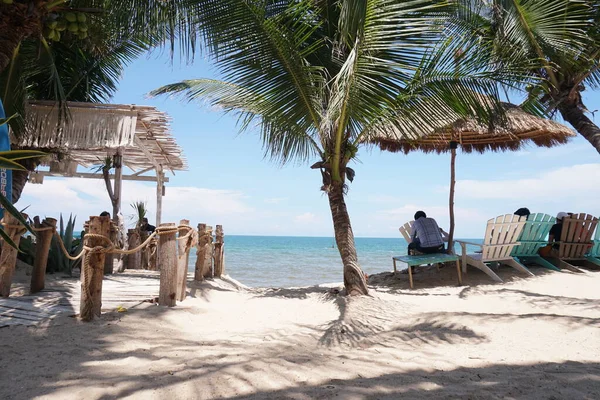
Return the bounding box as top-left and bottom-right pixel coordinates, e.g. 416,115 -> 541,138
141,217 -> 156,233
549,212 -> 569,249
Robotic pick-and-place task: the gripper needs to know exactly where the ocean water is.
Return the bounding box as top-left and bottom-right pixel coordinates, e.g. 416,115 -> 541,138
187,235 -> 483,288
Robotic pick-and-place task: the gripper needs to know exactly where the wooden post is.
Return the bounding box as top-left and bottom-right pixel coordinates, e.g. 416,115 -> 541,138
103,221 -> 117,275
194,224 -> 213,281
30,217 -> 57,294
214,225 -> 225,277
176,219 -> 190,302
112,148 -> 123,221
158,223 -> 177,306
125,229 -> 141,269
80,215 -> 111,321
0,213 -> 28,297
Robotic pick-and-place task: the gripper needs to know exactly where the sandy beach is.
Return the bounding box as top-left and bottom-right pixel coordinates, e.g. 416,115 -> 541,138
1,264 -> 599,399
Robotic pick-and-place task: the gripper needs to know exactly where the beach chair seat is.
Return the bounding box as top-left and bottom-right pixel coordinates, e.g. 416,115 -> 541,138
457,214 -> 533,283
543,213 -> 598,272
392,253 -> 462,289
511,213 -> 560,271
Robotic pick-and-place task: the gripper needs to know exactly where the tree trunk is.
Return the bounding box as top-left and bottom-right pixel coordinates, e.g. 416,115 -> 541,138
558,100 -> 600,154
11,158 -> 41,204
0,2 -> 45,73
326,180 -> 368,296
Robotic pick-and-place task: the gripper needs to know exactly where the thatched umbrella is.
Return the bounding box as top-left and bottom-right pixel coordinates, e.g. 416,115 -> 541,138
370,103 -> 576,251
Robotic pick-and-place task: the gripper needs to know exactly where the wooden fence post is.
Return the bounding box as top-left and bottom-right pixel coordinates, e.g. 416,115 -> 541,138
214,225 -> 225,277
125,229 -> 141,269
103,222 -> 117,275
30,217 -> 57,294
158,223 -> 177,307
0,213 -> 28,297
176,219 -> 190,302
194,224 -> 213,281
80,215 -> 111,321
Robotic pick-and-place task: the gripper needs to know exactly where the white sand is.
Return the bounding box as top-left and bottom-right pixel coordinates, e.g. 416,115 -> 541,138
1,265 -> 600,399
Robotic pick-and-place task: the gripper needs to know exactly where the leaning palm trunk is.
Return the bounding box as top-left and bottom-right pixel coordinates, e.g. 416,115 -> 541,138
12,158 -> 40,203
327,180 -> 368,296
558,100 -> 600,155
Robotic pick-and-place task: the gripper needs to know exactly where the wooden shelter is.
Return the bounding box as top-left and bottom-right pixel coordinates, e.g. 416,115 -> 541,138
368,103 -> 576,251
13,101 -> 187,225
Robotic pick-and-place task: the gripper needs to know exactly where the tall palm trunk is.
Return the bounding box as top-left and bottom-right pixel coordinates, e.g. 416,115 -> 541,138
12,158 -> 40,204
326,180 -> 368,296
0,2 -> 45,73
558,99 -> 600,155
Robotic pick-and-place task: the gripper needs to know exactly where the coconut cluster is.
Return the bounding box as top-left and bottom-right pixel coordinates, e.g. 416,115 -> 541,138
44,12 -> 89,42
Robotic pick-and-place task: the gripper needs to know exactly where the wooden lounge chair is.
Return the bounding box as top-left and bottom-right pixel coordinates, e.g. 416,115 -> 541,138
511,213 -> 560,271
396,221 -> 461,288
585,224 -> 600,267
543,213 -> 598,272
456,214 -> 533,282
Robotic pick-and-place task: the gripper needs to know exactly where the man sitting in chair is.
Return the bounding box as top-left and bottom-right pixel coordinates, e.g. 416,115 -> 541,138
408,211 -> 446,255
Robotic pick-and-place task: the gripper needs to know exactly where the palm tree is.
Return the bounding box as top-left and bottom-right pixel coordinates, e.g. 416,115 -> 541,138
454,0 -> 600,153
152,0 -> 512,295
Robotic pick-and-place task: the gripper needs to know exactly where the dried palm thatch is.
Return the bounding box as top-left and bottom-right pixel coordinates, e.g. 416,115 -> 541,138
14,101 -> 187,172
370,103 -> 576,154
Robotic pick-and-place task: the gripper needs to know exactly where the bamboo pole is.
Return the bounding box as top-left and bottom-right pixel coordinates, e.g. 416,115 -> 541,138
447,141 -> 458,254
194,224 -> 213,281
158,223 -> 177,307
125,229 -> 141,269
0,213 -> 28,297
80,215 -> 111,321
30,217 -> 57,294
176,219 -> 190,302
213,225 -> 225,277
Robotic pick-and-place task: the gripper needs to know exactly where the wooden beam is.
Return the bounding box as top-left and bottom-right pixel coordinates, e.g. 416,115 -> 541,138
156,165 -> 164,226
131,166 -> 154,177
133,134 -> 162,170
34,171 -> 169,183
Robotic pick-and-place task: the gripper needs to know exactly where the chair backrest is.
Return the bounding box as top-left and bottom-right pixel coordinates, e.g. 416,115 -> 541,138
511,213 -> 555,257
558,213 -> 598,259
482,214 -> 526,262
399,220 -> 414,243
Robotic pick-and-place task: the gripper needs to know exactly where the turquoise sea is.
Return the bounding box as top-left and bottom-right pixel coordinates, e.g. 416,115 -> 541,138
186,235 -> 483,288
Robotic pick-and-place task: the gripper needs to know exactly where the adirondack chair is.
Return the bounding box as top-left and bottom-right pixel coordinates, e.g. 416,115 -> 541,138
511,213 -> 560,271
456,214 -> 533,282
585,224 -> 600,267
543,213 -> 598,271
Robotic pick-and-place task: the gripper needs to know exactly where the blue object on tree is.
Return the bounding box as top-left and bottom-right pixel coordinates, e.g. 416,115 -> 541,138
0,99 -> 13,218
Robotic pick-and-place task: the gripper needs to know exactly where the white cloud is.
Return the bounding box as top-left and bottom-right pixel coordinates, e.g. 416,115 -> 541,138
294,212 -> 318,223
456,163 -> 600,202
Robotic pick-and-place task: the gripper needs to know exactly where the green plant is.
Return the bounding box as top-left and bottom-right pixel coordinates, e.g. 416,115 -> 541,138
130,200 -> 147,229
47,213 -> 82,275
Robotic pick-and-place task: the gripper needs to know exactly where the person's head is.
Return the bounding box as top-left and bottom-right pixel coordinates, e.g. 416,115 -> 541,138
142,218 -> 149,224
414,211 -> 427,220
556,212 -> 569,222
514,207 -> 531,219
100,211 -> 110,217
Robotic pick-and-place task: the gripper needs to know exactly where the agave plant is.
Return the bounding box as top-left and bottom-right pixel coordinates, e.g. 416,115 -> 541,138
47,213 -> 82,275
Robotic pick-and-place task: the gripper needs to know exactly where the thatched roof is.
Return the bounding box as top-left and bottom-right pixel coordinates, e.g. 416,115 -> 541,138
13,101 -> 187,173
370,103 -> 576,154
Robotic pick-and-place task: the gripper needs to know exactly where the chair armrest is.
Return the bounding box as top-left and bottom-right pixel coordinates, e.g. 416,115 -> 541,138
455,240 -> 483,248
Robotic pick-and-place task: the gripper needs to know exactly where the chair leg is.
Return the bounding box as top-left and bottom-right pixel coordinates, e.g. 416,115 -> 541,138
455,260 -> 463,286
393,258 -> 397,275
502,258 -> 534,277
544,257 -> 585,273
467,257 -> 503,282
584,256 -> 600,268
520,256 -> 561,272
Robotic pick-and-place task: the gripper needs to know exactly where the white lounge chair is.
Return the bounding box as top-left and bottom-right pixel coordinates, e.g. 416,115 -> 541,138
456,214 -> 533,282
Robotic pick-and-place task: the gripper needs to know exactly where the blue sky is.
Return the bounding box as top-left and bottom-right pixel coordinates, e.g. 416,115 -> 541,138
20,52 -> 600,238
